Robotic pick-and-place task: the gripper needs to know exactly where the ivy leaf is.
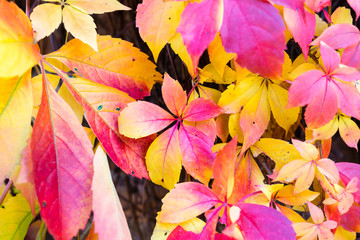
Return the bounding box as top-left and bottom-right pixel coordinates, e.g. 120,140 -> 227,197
288,42 -> 360,128
177,0 -> 223,71
31,73 -> 93,240
347,0 -> 360,20
47,36 -> 161,99
0,72 -> 33,183
336,162 -> 360,203
30,0 -> 129,51
0,0 -> 41,78
136,0 -> 185,61
91,147 -> 131,239
0,194 -> 36,240
158,182 -> 220,223
51,68 -> 154,179
220,0 -> 285,78
231,203 -> 296,240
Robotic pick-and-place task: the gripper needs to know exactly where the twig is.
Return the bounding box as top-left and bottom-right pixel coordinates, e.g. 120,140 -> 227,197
0,180 -> 13,205
26,0 -> 30,17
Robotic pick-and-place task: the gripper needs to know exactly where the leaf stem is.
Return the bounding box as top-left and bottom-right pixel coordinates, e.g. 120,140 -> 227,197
0,180 -> 13,205
26,0 -> 30,17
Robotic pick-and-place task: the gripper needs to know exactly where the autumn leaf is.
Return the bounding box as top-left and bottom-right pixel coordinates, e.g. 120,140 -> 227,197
177,0 -> 223,71
287,41 -> 360,128
293,201 -> 337,240
0,0 -> 41,78
136,0 -> 185,61
220,0 -> 285,78
31,70 -> 93,240
91,147 -> 131,239
47,35 -> 162,99
0,194 -> 36,240
48,64 -> 154,179
336,162 -> 360,203
273,139 -> 340,194
30,0 -> 130,51
119,74 -> 222,188
0,72 -> 33,184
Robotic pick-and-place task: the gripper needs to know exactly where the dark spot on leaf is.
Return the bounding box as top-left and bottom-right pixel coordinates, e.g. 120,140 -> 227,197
0,206 -> 4,209
161,178 -> 164,182
139,88 -> 143,92
34,30 -> 37,33
287,151 -> 289,153
240,106 -> 244,111
74,67 -> 79,72
131,171 -> 134,175
164,233 -> 168,236
169,17 -> 171,20
116,107 -> 121,111
42,201 -> 47,207
132,58 -> 135,61
252,121 -> 255,124
97,105 -> 103,110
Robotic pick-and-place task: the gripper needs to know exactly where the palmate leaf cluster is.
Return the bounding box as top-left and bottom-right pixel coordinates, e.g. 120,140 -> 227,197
0,0 -> 360,239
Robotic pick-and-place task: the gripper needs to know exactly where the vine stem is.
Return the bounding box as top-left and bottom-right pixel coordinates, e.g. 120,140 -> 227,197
26,0 -> 30,17
0,180 -> 13,205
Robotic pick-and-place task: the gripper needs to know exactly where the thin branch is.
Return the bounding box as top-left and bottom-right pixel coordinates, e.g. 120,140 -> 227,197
0,180 -> 13,205
26,0 -> 30,17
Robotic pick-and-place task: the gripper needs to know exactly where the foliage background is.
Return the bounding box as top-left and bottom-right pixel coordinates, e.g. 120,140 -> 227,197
9,0 -> 360,239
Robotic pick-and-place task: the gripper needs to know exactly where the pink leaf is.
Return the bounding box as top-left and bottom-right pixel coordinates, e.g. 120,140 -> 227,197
118,101 -> 176,138
305,0 -> 331,12
270,0 -> 305,11
340,203 -> 360,232
311,23 -> 360,49
331,66 -> 360,82
220,0 -> 285,78
182,98 -> 224,122
342,42 -> 360,68
347,0 -> 360,20
168,226 -> 199,240
333,81 -> 360,120
162,74 -> 187,116
336,162 -> 360,203
31,76 -> 93,240
320,41 -> 340,74
57,72 -> 155,179
177,0 -> 223,71
283,7 -> 315,59
236,203 -> 296,239
159,182 -> 219,223
91,147 -> 131,239
178,124 -> 216,185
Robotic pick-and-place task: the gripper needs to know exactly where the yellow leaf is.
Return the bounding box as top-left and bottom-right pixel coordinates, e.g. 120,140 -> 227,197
136,0 -> 185,61
276,205 -> 305,223
146,126 -> 182,189
63,5 -> 98,51
30,4 -> 62,42
312,115 -> 339,140
338,115 -> 360,149
268,83 -> 300,132
208,33 -> 236,77
332,7 -> 353,25
0,72 -> 32,183
0,194 -> 35,240
0,0 -> 41,78
276,185 -> 319,206
252,138 -> 302,175
67,0 -> 130,14
200,64 -> 236,84
188,85 -> 221,104
169,33 -> 195,77
228,113 -> 244,143
315,14 -> 328,37
334,226 -> 356,240
151,216 -> 205,240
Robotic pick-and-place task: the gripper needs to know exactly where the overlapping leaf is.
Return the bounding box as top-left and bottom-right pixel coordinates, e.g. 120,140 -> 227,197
47,35 -> 162,99
31,0 -> 130,51
31,72 -> 93,240
0,0 -> 41,77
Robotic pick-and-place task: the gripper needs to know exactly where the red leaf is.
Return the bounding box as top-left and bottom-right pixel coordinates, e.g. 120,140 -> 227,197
235,203 -> 296,239
283,7 -> 315,59
168,226 -> 199,240
159,182 -> 219,223
182,98 -> 224,122
220,0 -> 285,78
177,0 -> 223,70
212,137 -> 238,201
340,203 -> 360,232
53,69 -> 155,179
31,75 -> 93,240
178,124 -> 215,185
